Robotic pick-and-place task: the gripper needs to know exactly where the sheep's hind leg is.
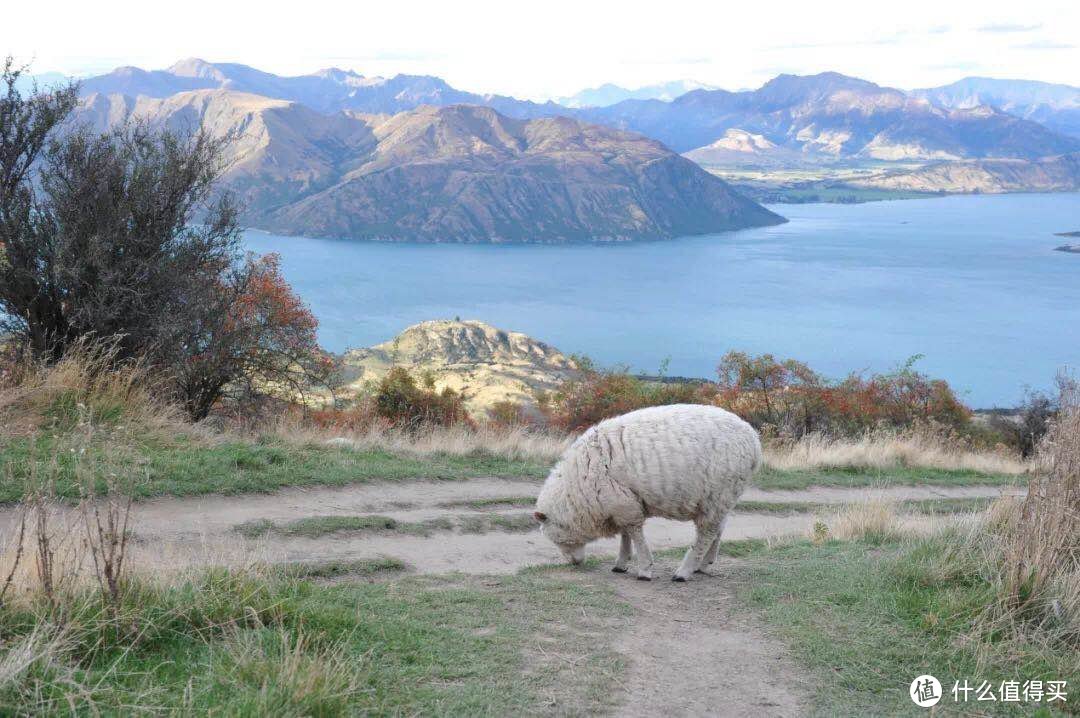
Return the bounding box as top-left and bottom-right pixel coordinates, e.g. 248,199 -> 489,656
627,525 -> 653,581
612,531 -> 633,573
696,515 -> 730,574
674,518 -> 721,582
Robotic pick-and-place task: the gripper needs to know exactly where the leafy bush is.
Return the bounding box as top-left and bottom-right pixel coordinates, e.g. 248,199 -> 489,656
987,376 -> 1076,457
542,352 -> 972,439
541,358 -> 717,432
175,253 -> 331,420
715,352 -> 970,439
487,400 -> 528,428
0,60 -> 326,421
373,368 -> 472,430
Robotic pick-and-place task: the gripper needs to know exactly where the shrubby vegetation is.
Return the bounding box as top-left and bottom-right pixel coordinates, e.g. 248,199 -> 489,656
539,351 -> 985,443
0,59 -> 328,422
538,356 -> 716,432
987,377 -> 1075,458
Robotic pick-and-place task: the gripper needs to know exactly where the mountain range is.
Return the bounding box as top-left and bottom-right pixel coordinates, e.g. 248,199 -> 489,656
577,72 -> 1079,159
78,58 -> 562,118
913,77 -> 1080,139
76,90 -> 783,242
38,59 -> 1080,240
73,61 -> 1080,161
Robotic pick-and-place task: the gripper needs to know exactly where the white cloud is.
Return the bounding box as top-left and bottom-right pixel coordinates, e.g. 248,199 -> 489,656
4,0 -> 1079,98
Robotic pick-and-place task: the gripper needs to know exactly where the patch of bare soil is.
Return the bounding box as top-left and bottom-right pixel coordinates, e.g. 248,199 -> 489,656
548,559 -> 810,717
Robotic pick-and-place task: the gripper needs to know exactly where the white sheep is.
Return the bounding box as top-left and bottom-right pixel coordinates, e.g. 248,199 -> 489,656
534,404 -> 761,581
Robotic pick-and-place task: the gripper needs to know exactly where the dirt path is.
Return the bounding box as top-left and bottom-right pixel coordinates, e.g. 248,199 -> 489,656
0,478 -> 1020,575
603,558 -> 808,718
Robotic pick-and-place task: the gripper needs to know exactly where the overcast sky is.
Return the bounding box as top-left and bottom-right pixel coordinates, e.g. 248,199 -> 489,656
5,0 -> 1078,99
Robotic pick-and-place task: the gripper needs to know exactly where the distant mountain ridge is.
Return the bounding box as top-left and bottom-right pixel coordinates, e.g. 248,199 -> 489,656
577,72 -> 1080,159
73,61 -> 1080,163
555,80 -> 717,108
75,90 -> 784,242
79,58 -> 563,119
913,77 -> 1080,139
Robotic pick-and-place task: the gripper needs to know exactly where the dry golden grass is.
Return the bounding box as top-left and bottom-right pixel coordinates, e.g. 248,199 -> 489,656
825,499 -> 913,543
270,419 -> 574,463
273,420 -> 1029,475
0,339 -> 181,439
765,431 -> 1028,475
994,401 -> 1080,642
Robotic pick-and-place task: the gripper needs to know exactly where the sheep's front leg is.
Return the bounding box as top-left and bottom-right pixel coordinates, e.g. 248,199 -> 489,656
627,525 -> 653,581
673,519 -> 720,582
611,531 -> 633,573
696,515 -> 730,574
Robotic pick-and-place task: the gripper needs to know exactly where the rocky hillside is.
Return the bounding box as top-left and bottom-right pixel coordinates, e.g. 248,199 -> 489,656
340,320 -> 579,415
683,129 -> 804,167
849,153 -> 1080,194
75,92 -> 784,242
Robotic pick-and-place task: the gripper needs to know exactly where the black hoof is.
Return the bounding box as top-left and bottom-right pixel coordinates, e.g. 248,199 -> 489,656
672,575 -> 687,582
636,575 -> 652,581
611,566 -> 627,573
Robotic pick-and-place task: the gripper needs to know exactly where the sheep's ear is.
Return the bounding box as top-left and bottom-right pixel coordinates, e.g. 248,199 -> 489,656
533,511 -> 547,522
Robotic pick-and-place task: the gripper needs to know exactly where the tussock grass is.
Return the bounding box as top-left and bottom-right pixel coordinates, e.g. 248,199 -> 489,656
0,339 -> 183,439
823,500 -> 914,544
976,399 -> 1080,648
274,420 -> 572,463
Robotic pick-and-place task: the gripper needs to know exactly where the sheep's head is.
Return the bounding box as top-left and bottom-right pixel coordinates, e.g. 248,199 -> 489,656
534,510 -> 586,565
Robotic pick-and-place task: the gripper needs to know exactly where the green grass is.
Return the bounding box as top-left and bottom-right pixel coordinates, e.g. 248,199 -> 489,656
439,495 -> 538,509
457,512 -> 537,534
763,185 -> 935,204
0,567 -> 628,716
0,433 -> 549,503
730,538 -> 1077,716
0,429 -> 1021,506
755,465 -> 1021,491
235,514 -> 456,539
236,512 -> 537,539
283,557 -> 409,579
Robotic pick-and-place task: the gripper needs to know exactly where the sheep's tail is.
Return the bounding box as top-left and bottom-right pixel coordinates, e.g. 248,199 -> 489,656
750,434 -> 764,475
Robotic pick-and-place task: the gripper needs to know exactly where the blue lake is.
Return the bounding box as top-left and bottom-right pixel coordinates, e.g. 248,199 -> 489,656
244,193 -> 1080,408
